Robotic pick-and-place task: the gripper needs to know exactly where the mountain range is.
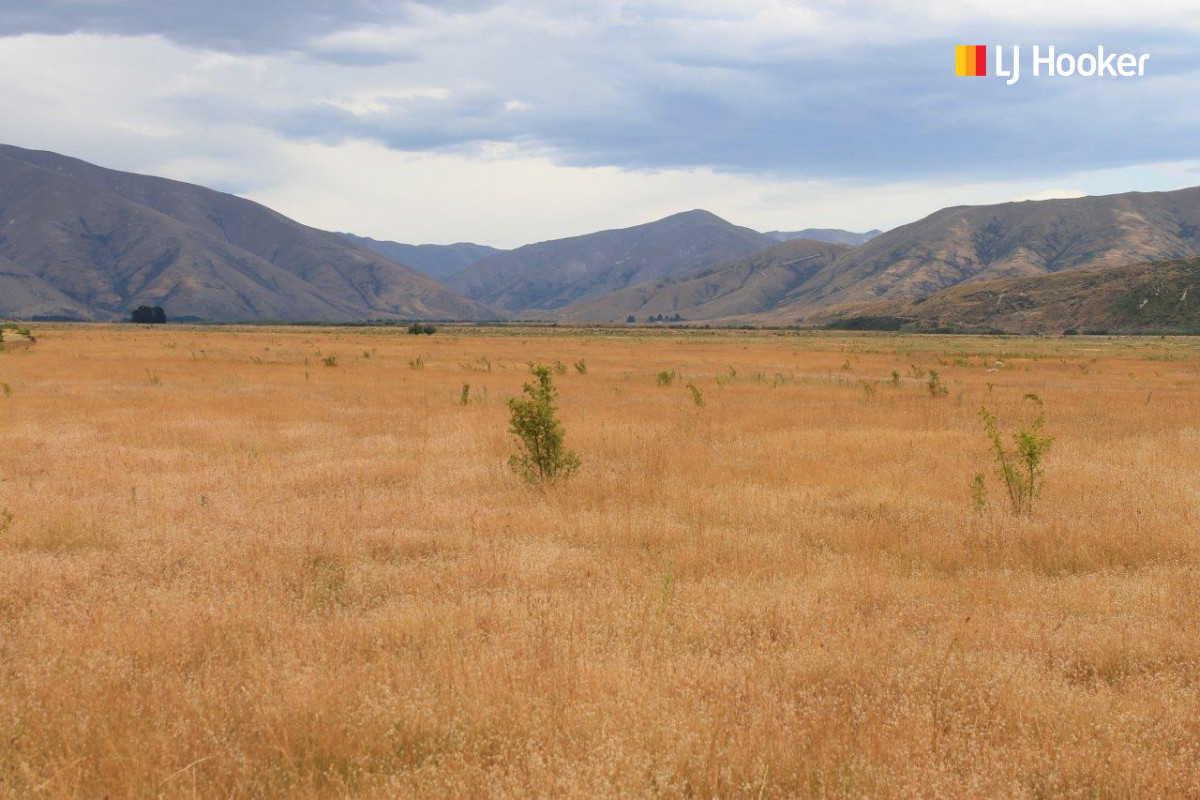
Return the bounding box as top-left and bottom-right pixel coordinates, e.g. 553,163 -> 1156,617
561,238 -> 850,323
2,143 -> 1199,331
765,228 -> 881,246
0,144 -> 493,322
755,188 -> 1200,324
446,210 -> 777,313
827,257 -> 1200,335
337,234 -> 500,281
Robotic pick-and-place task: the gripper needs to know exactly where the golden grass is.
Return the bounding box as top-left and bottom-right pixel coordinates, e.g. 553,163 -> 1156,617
1,325 -> 1198,797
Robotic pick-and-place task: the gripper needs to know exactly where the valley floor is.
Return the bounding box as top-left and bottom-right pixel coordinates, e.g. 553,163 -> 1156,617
1,325 -> 1198,797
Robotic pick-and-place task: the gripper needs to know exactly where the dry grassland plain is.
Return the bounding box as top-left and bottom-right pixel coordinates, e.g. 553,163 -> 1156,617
1,325 -> 1198,798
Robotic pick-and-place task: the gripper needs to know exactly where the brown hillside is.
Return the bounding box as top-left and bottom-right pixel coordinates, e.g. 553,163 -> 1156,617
824,257 -> 1200,334
0,144 -> 495,321
560,238 -> 848,322
759,187 -> 1200,322
448,209 -> 776,312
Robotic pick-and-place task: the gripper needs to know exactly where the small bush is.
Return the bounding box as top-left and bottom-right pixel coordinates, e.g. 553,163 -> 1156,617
460,383 -> 471,405
889,370 -> 901,388
1,323 -> 33,340
554,360 -> 568,375
507,364 -> 579,483
0,509 -> 12,535
574,359 -> 587,375
655,370 -> 677,387
970,472 -> 988,513
408,323 -> 438,335
686,382 -> 704,407
979,406 -> 1053,515
408,355 -> 425,370
322,355 -> 338,368
926,370 -> 948,397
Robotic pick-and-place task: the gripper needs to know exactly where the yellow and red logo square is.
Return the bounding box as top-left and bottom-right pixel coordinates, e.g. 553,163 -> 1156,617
955,45 -> 987,76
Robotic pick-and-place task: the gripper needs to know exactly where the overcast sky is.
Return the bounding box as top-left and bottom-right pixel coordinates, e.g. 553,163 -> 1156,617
2,0 -> 1199,247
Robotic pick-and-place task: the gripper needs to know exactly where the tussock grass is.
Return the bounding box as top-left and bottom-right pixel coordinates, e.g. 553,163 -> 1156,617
0,325 -> 1198,797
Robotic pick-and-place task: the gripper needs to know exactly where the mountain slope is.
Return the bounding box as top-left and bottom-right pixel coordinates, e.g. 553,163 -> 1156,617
448,210 -> 776,312
761,187 -> 1200,322
825,257 -> 1200,334
339,234 -> 501,281
0,254 -> 94,320
765,228 -> 881,246
560,238 -> 849,322
0,144 -> 495,321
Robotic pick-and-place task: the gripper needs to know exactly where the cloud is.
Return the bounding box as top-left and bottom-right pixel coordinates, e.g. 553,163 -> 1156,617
1,2 -> 1199,243
240,140 -> 1200,248
0,0 -> 394,52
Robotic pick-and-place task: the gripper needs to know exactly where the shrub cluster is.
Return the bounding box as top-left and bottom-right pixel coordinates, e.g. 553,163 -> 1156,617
507,365 -> 579,483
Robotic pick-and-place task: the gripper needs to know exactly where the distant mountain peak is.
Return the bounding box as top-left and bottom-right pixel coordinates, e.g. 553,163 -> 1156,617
665,208 -> 724,222
765,228 -> 882,246
338,233 -> 501,281
448,209 -> 776,312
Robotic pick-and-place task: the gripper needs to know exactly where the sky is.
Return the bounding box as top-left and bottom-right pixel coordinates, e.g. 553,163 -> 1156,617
2,0 -> 1199,248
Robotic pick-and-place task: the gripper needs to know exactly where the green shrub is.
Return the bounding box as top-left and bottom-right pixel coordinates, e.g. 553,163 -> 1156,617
408,323 -> 438,335
686,382 -> 704,407
507,364 -> 579,483
926,370 -> 948,397
970,472 -> 988,513
979,406 -> 1053,515
1,323 -> 32,338
322,355 -> 338,368
574,359 -> 587,375
460,383 -> 471,405
655,370 -> 677,387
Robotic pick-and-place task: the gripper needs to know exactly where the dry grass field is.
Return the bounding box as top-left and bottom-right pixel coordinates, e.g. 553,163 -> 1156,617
1,324 -> 1198,798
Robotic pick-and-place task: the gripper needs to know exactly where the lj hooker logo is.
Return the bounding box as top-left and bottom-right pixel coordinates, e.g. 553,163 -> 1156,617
955,45 -> 987,77
956,45 -> 1149,85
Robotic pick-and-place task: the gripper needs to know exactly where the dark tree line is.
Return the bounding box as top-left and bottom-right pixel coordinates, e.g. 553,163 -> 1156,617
130,306 -> 167,324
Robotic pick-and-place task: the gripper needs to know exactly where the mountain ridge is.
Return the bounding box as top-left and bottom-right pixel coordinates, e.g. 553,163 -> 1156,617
559,238 -> 850,322
742,186 -> 1200,324
448,209 -> 778,312
765,228 -> 881,246
338,234 -> 501,281
823,257 -> 1200,334
0,144 -> 496,322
